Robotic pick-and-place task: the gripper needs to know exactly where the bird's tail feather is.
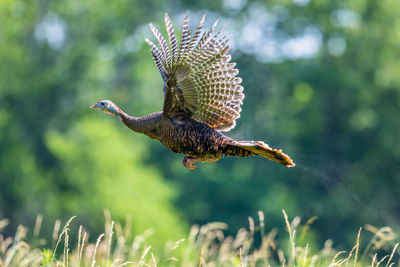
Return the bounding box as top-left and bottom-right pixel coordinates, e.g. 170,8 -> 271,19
229,140 -> 295,167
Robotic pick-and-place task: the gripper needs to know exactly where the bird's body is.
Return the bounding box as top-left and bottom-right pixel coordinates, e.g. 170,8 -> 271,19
92,12 -> 295,169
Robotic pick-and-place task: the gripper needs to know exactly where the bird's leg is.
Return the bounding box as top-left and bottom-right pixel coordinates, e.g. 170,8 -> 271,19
182,156 -> 200,170
182,156 -> 220,170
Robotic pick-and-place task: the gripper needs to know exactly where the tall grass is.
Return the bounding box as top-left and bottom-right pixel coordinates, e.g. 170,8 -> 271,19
0,210 -> 398,266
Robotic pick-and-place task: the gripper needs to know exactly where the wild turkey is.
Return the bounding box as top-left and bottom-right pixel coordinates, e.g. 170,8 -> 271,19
91,12 -> 295,170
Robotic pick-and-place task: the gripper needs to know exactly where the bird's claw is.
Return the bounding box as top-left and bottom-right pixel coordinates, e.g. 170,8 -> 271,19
183,156 -> 198,170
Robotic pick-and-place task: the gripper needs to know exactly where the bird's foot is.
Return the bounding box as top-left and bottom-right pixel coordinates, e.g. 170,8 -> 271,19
182,156 -> 221,170
182,156 -> 199,170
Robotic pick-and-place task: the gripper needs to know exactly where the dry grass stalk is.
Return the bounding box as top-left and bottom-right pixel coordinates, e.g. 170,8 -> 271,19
282,209 -> 296,266
51,216 -> 76,264
91,233 -> 104,267
0,212 -> 399,266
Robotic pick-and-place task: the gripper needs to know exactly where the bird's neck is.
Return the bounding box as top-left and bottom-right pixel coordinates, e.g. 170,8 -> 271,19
118,110 -> 162,140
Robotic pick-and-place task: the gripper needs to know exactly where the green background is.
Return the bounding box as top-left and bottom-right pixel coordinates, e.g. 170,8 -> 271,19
1,0 -> 399,251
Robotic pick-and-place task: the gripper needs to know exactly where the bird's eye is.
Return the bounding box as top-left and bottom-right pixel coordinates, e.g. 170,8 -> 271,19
100,102 -> 105,106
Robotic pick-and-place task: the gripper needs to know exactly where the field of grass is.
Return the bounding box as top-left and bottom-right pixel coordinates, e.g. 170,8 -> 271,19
0,210 -> 398,266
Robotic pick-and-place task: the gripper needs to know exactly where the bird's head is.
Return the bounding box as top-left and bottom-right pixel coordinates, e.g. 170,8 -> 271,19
91,100 -> 121,117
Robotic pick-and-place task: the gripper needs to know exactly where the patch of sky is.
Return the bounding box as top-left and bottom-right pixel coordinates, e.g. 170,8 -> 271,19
327,34 -> 347,56
330,9 -> 361,29
34,14 -> 67,49
282,26 -> 322,60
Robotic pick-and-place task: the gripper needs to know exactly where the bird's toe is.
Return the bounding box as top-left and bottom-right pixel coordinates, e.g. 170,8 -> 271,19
183,156 -> 198,170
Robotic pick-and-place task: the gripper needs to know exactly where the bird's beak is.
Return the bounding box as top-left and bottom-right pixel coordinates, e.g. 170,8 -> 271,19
90,104 -> 97,109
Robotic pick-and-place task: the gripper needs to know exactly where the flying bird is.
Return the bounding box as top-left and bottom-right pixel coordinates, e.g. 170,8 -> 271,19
91,12 -> 295,170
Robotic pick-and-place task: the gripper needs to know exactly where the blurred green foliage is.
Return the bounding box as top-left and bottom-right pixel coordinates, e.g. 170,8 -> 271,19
1,0 -> 400,252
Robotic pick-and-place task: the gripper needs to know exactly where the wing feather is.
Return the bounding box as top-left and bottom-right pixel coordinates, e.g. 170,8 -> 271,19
186,14 -> 206,56
146,12 -> 244,131
149,23 -> 171,67
164,13 -> 178,66
177,12 -> 191,64
145,38 -> 167,80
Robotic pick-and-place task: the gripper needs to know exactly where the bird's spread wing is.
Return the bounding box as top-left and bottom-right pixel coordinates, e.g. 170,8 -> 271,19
145,12 -> 244,131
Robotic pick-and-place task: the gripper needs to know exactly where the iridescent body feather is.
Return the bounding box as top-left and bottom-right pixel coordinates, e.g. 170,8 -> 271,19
92,12 -> 295,169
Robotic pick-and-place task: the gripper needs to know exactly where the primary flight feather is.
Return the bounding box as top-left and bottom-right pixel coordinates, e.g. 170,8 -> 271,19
91,12 -> 295,170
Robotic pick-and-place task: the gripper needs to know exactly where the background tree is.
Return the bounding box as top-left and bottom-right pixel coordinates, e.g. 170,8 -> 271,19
1,0 -> 399,250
